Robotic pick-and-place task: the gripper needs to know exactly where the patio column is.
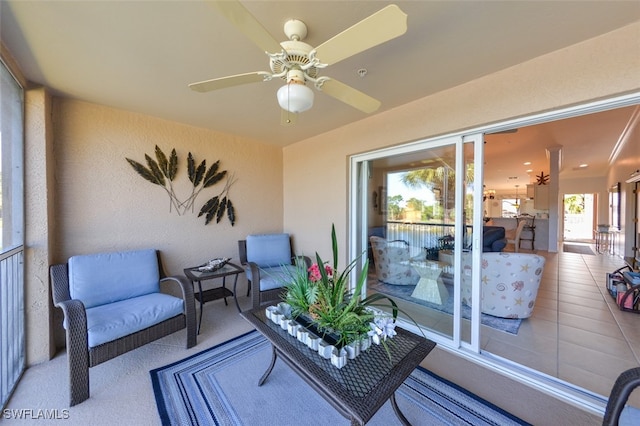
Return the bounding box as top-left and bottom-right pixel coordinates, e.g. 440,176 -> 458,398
546,145 -> 562,253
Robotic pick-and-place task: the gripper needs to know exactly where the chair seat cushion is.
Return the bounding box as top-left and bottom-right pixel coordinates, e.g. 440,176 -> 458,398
69,249 -> 160,309
620,406 -> 640,426
85,293 -> 184,348
254,265 -> 299,292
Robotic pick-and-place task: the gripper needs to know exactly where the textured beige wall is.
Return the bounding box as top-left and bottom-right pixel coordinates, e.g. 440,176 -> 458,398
51,98 -> 284,274
45,99 -> 285,351
284,22 -> 640,263
24,87 -> 55,364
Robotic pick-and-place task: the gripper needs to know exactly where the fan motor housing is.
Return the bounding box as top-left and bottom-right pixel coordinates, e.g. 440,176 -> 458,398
270,40 -> 318,80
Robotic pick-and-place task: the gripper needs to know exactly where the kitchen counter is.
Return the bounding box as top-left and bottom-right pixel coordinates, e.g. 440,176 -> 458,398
487,217 -> 549,251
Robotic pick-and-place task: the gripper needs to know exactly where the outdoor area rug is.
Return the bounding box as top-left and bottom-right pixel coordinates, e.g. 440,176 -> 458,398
368,280 -> 522,335
151,330 -> 529,426
563,244 -> 595,255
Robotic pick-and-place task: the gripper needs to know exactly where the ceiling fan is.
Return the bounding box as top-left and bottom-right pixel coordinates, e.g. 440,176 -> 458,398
189,1 -> 408,124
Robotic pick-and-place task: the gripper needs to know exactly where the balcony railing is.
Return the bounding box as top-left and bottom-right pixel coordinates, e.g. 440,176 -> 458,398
0,246 -> 24,409
385,221 -> 472,257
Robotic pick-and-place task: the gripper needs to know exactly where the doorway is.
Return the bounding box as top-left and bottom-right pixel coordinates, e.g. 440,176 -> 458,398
563,193 -> 595,242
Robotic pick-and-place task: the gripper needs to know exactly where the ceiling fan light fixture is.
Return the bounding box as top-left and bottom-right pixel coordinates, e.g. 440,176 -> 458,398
277,75 -> 314,113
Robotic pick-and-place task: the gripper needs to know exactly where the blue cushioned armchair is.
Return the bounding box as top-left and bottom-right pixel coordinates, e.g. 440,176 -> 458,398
50,249 -> 196,406
238,233 -> 311,309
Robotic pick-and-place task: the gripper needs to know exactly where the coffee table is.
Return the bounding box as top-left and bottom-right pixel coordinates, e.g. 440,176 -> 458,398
184,262 -> 243,333
241,305 -> 436,425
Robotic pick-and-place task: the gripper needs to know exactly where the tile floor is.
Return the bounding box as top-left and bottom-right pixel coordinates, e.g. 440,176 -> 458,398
372,244 -> 640,406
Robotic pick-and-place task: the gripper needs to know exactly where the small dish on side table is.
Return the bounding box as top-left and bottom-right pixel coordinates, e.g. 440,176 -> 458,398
198,257 -> 231,272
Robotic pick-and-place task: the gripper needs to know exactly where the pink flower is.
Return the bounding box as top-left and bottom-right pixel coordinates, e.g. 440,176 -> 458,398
308,263 -> 333,282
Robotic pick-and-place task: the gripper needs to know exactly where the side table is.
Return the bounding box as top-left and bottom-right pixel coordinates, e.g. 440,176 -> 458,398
409,260 -> 449,304
184,262 -> 244,334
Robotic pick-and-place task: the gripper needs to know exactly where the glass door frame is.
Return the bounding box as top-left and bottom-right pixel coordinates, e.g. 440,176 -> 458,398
348,133 -> 484,352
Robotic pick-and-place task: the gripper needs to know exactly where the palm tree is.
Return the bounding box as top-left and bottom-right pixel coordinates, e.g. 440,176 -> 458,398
387,194 -> 404,220
400,163 -> 475,224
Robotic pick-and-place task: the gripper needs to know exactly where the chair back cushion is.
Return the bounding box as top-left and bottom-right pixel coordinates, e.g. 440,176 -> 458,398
68,249 -> 160,309
246,233 -> 292,267
461,252 -> 545,318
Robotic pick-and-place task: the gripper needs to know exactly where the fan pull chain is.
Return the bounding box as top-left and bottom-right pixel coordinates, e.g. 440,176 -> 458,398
286,82 -> 292,123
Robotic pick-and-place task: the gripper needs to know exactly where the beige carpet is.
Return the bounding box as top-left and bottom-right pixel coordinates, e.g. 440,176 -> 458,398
4,284 -> 601,425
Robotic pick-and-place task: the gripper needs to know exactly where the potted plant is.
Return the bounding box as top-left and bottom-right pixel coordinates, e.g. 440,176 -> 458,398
282,224 -> 403,354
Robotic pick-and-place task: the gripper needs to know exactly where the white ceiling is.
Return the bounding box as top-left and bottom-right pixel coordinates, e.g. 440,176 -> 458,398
1,1 -> 639,190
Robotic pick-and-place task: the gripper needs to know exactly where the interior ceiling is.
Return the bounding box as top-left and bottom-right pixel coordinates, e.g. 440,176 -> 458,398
1,1 -> 639,191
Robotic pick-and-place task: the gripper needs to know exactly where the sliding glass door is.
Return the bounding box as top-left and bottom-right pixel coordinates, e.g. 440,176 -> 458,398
350,133 -> 483,349
350,95 -> 640,412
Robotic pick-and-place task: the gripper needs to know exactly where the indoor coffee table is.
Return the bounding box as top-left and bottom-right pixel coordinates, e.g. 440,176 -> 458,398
241,305 -> 436,425
184,262 -> 243,333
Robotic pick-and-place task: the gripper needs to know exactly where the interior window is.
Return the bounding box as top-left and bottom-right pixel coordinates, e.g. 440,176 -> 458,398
501,199 -> 519,217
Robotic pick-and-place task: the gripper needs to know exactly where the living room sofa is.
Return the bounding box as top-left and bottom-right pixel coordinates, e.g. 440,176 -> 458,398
482,226 -> 507,252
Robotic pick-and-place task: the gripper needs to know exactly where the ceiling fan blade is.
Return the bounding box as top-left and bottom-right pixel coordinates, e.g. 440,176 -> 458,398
189,72 -> 270,92
281,109 -> 298,127
209,0 -> 282,54
314,4 -> 407,66
320,79 -> 381,114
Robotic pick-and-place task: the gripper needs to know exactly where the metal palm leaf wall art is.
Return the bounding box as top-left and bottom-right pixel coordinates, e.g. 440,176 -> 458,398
126,145 -> 237,225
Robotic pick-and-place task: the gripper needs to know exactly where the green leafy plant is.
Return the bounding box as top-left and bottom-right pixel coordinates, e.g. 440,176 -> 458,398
126,145 -> 237,225
283,224 -> 414,356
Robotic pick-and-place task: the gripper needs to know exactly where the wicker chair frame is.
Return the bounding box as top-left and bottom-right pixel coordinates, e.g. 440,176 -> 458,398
50,251 -> 197,406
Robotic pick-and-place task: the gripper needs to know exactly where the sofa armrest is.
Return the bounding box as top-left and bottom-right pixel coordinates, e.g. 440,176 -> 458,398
56,299 -> 88,351
56,299 -> 90,405
160,275 -> 196,348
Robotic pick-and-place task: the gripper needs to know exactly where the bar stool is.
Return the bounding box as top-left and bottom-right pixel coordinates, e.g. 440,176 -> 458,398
517,215 -> 535,250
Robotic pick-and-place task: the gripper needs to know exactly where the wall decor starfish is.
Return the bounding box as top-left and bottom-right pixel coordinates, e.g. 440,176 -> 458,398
536,171 -> 549,185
